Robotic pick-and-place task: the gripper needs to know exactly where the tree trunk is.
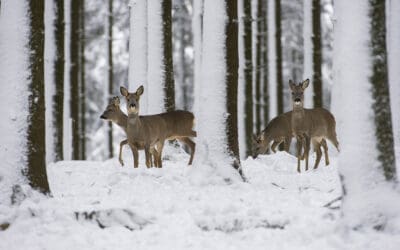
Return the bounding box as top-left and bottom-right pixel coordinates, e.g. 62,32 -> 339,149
79,0 -> 86,160
369,0 -> 396,180
312,0 -> 322,108
226,0 -> 242,176
262,0 -> 269,124
162,0 -> 175,112
27,0 -> 50,193
107,0 -> 113,158
53,0 -> 64,161
275,0 -> 283,115
243,0 -> 253,156
254,0 -> 262,133
70,0 -> 80,160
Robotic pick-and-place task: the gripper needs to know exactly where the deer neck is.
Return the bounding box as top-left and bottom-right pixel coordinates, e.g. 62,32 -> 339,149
127,112 -> 142,128
115,109 -> 128,133
291,105 -> 306,134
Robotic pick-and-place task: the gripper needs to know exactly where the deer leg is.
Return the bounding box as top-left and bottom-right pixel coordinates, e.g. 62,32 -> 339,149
296,136 -> 302,173
119,139 -> 128,166
321,139 -> 330,166
270,140 -> 281,153
284,137 -> 292,153
149,147 -> 158,167
178,137 -> 195,165
304,134 -> 311,171
144,145 -> 151,168
129,143 -> 139,168
313,139 -> 322,169
156,141 -> 165,168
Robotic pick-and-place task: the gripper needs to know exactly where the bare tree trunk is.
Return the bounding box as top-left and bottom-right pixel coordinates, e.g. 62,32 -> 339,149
312,0 -> 322,108
162,0 -> 175,112
243,0 -> 253,156
254,0 -> 262,133
275,0 -> 283,115
226,0 -> 242,177
107,0 -> 113,158
369,0 -> 396,180
79,0 -> 86,160
27,0 -> 50,193
70,0 -> 80,160
53,0 -> 64,161
262,0 -> 269,124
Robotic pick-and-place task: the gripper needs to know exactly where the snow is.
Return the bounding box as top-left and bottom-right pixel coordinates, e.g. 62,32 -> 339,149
332,0 -> 400,228
44,0 -> 55,163
1,150 -> 400,249
0,0 -> 29,205
268,0 -> 277,118
237,0 -> 246,159
128,0 -> 148,114
302,0 -> 313,108
147,0 -> 165,114
387,0 -> 400,172
63,0 -> 72,160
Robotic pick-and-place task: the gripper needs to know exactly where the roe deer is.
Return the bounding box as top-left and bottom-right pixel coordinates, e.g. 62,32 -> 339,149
100,96 -> 159,167
252,111 -> 293,158
252,111 -> 330,169
289,79 -> 339,173
120,86 -> 197,168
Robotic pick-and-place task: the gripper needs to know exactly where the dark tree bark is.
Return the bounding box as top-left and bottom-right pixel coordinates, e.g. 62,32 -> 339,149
369,0 -> 397,181
243,0 -> 253,156
79,0 -> 86,160
26,0 -> 50,194
275,0 -> 283,115
70,0 -> 80,160
312,0 -> 322,108
53,0 -> 64,161
225,0 -> 242,177
107,0 -> 113,158
162,0 -> 175,112
262,0 -> 269,124
254,0 -> 262,133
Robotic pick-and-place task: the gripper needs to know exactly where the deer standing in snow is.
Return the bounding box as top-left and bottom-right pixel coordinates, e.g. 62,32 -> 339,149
120,86 -> 196,168
252,111 -> 330,170
289,79 -> 339,172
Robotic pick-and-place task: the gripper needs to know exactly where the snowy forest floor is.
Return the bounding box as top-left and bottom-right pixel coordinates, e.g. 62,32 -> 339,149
1,146 -> 399,250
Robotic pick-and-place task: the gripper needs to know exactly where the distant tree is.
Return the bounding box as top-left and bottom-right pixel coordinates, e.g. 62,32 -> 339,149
254,0 -> 262,133
225,0 -> 242,176
162,0 -> 175,112
275,0 -> 283,114
312,0 -> 322,108
27,0 -> 50,193
107,0 -> 113,158
262,0 -> 269,124
53,0 -> 65,161
369,0 -> 396,180
243,0 -> 253,156
70,0 -> 81,160
79,0 -> 86,160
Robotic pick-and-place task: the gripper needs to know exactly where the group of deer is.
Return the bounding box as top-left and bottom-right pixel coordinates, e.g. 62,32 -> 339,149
100,85 -> 197,168
252,79 -> 340,173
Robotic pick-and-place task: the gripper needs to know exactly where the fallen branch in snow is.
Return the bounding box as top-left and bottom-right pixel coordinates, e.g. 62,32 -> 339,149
323,196 -> 342,209
74,208 -> 152,231
271,182 -> 286,189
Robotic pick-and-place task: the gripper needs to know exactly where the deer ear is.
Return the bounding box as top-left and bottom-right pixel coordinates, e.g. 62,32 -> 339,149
301,79 -> 310,90
252,134 -> 258,142
112,96 -> 120,106
289,80 -> 295,90
120,86 -> 129,97
136,85 -> 144,96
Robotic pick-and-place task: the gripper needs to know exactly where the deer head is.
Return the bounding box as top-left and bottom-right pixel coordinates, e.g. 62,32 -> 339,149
120,85 -> 144,115
289,79 -> 309,108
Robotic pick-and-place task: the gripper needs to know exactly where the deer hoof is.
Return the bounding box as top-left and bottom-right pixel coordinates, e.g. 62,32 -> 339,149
119,160 -> 124,166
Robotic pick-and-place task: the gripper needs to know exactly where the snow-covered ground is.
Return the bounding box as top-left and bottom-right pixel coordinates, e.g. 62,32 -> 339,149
1,147 -> 399,250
